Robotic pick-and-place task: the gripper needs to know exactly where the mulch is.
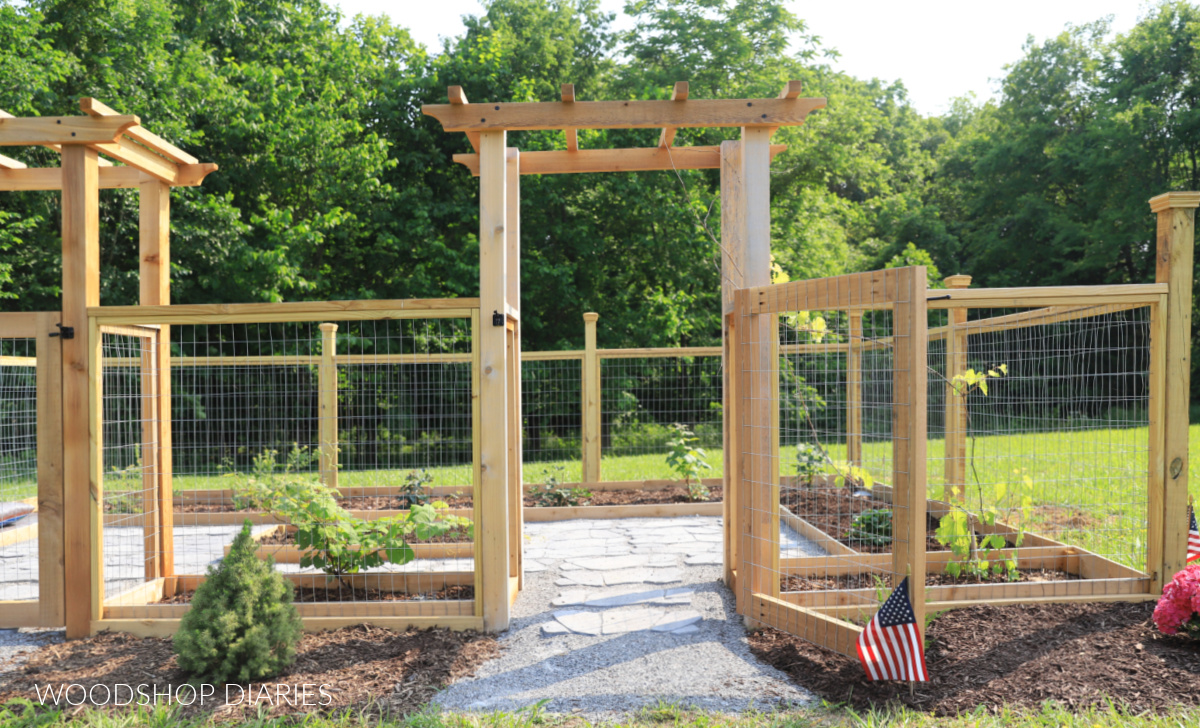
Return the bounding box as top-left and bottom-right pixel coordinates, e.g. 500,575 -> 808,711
159,585 -> 475,605
749,601 -> 1200,715
781,568 -> 1076,593
0,625 -> 498,719
169,486 -> 724,513
781,487 -> 951,553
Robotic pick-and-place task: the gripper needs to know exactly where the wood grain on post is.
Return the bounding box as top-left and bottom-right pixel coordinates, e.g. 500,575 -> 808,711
318,323 -> 339,490
61,145 -> 99,638
942,274 -> 971,502
1150,191 -> 1200,588
581,313 -> 601,486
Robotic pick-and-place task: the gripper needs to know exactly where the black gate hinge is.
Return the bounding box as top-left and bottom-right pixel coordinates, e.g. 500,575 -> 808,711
49,323 -> 74,340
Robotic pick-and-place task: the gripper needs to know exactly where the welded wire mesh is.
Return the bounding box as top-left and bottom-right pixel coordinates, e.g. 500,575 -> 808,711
0,339 -> 39,601
928,304 -> 1152,578
100,332 -> 160,601
770,305 -> 905,620
600,354 -> 723,482
520,357 -> 582,483
100,316 -> 477,615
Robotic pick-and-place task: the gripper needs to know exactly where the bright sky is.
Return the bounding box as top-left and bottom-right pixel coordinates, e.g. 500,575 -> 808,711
333,0 -> 1147,115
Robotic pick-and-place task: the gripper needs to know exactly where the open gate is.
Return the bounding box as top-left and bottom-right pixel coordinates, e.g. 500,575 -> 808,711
0,312 -> 65,628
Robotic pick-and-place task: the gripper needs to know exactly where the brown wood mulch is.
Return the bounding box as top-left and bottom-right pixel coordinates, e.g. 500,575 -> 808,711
781,568 -> 1077,593
0,624 -> 497,718
749,601 -> 1200,715
158,585 -> 475,605
169,485 -> 723,513
781,487 -> 949,553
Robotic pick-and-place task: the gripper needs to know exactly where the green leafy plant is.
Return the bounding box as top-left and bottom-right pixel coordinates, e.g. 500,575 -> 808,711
795,442 -> 825,487
846,509 -> 892,547
173,521 -> 302,683
937,364 -> 1024,581
532,465 -> 592,507
665,424 -> 713,502
398,469 -> 434,508
228,444 -> 320,511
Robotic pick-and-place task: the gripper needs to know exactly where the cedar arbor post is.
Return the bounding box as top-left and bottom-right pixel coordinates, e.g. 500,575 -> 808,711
0,100 -> 217,637
423,81 -> 824,630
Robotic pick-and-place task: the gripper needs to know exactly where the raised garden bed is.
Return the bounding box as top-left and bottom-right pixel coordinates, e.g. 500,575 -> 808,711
232,524 -> 475,561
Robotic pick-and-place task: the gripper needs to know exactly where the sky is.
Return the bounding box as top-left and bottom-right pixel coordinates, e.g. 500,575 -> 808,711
332,0 -> 1146,116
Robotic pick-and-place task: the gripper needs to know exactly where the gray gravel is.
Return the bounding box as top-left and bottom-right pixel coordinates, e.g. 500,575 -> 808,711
434,517 -> 816,719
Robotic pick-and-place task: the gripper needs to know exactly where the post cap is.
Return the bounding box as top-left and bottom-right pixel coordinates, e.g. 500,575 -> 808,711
582,312 -> 599,323
1149,191 -> 1200,213
318,323 -> 338,332
942,275 -> 972,289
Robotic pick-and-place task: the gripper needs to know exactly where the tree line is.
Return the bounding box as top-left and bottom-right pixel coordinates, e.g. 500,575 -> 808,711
2,0 -> 1198,384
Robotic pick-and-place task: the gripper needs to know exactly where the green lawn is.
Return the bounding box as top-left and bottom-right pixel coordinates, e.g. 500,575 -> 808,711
6,423 -> 1200,568
1,698 -> 1198,728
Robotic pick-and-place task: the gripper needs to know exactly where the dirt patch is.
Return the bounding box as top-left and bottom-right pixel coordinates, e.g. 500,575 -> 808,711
781,568 -> 1076,593
749,601 -> 1200,715
257,526 -> 472,546
524,485 -> 722,507
781,486 -> 946,553
159,585 -> 474,605
0,625 -> 497,718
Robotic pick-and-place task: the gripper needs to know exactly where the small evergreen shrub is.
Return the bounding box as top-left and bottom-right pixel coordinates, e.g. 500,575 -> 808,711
173,521 -> 303,683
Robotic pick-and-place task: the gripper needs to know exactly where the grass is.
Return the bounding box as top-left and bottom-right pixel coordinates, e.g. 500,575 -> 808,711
3,699 -> 1200,728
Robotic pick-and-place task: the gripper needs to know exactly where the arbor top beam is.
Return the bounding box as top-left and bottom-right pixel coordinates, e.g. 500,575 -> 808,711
453,144 -> 787,176
423,81 -> 825,133
0,99 -> 216,188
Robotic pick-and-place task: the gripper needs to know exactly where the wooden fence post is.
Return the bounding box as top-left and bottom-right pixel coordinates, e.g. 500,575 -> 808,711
318,323 -> 338,490
942,274 -> 971,502
847,311 -> 863,467
139,178 -> 173,579
720,140 -> 744,588
478,129 -> 511,632
35,311 -> 64,628
582,312 -> 600,486
1151,191 -> 1199,589
61,145 -> 99,639
892,267 -> 928,630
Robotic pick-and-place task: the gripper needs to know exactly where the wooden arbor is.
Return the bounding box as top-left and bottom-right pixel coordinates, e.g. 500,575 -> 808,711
0,100 -> 217,638
422,81 -> 825,630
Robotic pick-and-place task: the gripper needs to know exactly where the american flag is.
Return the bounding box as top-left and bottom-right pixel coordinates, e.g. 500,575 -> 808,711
1188,508 -> 1200,564
856,577 -> 928,682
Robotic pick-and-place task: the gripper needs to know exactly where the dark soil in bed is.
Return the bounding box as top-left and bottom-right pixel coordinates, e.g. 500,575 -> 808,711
749,601 -> 1200,715
257,526 -> 473,546
781,568 -> 1077,593
158,584 -> 474,605
168,485 -> 723,512
781,487 -> 947,553
0,624 -> 497,718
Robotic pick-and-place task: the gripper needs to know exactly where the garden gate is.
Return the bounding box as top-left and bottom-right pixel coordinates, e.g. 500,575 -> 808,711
728,193 -> 1195,657
0,312 -> 65,628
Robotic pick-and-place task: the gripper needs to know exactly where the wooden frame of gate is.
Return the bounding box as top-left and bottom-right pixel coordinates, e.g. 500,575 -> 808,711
728,267 -> 927,656
0,312 -> 65,628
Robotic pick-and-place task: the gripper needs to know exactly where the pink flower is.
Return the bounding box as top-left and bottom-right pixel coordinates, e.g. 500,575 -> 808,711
1154,564 -> 1200,636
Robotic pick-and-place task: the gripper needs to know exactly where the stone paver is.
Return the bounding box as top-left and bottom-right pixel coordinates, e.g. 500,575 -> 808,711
434,515 -> 820,716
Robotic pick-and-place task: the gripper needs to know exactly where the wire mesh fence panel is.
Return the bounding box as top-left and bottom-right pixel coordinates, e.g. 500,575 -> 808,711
927,304 -> 1152,592
0,340 -> 39,602
99,315 -> 478,618
600,355 -> 723,482
734,269 -> 926,658
521,357 -> 582,483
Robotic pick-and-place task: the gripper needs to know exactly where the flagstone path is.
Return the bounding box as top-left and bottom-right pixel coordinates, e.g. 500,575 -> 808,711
433,515 -> 820,717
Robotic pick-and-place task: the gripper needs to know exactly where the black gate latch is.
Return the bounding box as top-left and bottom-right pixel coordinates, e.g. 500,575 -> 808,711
492,310 -> 505,327
49,323 -> 74,340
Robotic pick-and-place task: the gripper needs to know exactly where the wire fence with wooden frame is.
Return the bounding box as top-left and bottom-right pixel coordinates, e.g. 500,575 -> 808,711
86,300 -> 487,635
0,313 -> 64,629
728,263 -> 1185,660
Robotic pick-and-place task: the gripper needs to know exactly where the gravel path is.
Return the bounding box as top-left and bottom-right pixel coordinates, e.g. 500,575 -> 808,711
434,516 -> 818,718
